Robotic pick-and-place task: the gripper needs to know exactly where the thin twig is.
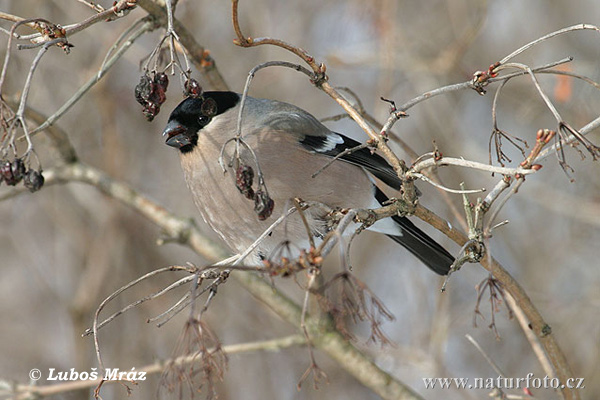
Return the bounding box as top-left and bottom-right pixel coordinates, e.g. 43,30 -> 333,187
137,0 -> 228,90
496,62 -> 562,122
535,115 -> 600,162
411,172 -> 485,194
236,60 -> 313,139
409,156 -> 536,177
499,24 -> 600,64
398,57 -> 574,112
233,207 -> 298,265
75,0 -> 105,12
82,273 -> 196,336
0,19 -> 43,95
63,0 -> 138,36
148,276 -> 221,326
16,38 -> 66,120
311,142 -> 371,179
318,210 -> 357,259
504,293 -> 556,381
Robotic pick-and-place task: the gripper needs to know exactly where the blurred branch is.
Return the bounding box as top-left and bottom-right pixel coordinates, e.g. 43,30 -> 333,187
21,103 -> 78,162
0,11 -> 26,25
0,12 -> 37,36
49,162 -> 228,261
8,335 -> 306,399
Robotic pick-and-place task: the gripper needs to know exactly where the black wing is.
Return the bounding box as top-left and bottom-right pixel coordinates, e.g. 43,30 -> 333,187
300,132 -> 402,190
375,188 -> 453,275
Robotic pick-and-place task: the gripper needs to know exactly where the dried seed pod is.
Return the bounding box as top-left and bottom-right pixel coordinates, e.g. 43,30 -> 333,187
148,85 -> 166,107
254,190 -> 274,221
1,160 -> 17,186
0,160 -> 9,185
143,102 -> 160,122
150,72 -> 168,105
134,74 -> 153,106
24,169 -> 45,192
235,164 -> 255,199
155,72 -> 169,91
184,78 -> 202,98
11,158 -> 26,182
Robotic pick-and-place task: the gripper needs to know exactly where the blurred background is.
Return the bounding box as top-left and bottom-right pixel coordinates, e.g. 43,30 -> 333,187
0,0 -> 599,399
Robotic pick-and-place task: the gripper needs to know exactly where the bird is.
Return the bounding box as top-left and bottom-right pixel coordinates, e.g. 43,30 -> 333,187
162,91 -> 454,275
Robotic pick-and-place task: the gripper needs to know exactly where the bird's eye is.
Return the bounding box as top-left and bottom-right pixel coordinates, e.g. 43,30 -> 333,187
198,115 -> 210,125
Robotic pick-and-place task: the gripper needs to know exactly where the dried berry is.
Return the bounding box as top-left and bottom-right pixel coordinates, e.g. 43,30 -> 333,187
0,160 -> 7,185
134,74 -> 153,106
11,158 -> 26,182
149,72 -> 168,105
254,190 -> 274,221
235,165 -> 255,199
135,72 -> 170,121
155,72 -> 169,91
1,160 -> 17,186
24,169 -> 44,192
184,78 -> 202,98
148,85 -> 166,106
143,102 -> 160,122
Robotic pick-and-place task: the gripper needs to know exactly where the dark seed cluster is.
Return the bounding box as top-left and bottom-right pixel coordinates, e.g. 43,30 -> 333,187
235,164 -> 274,220
254,189 -> 274,221
134,72 -> 169,121
235,165 -> 255,199
0,157 -> 44,192
184,78 -> 202,98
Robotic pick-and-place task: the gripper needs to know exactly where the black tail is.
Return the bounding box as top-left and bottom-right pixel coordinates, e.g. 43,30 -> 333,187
376,188 -> 454,275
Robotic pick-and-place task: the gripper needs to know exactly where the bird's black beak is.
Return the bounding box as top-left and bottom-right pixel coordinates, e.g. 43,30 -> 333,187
163,120 -> 191,149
